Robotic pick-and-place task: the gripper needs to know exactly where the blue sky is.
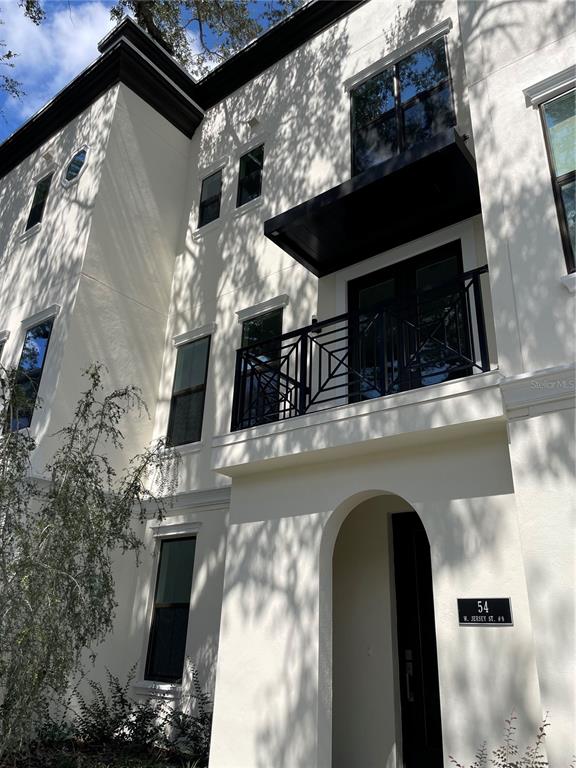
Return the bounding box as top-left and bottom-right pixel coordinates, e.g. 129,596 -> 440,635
0,1 -> 117,142
0,0 -> 278,144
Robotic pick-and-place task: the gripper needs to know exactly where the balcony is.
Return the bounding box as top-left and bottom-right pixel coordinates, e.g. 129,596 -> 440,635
231,266 -> 491,431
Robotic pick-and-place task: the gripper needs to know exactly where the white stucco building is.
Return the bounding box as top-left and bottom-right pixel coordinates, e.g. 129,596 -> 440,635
0,1 -> 574,765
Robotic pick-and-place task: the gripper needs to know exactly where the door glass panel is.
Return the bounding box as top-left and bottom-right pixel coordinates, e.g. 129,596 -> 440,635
355,278 -> 398,400
415,255 -> 466,385
241,309 -> 283,426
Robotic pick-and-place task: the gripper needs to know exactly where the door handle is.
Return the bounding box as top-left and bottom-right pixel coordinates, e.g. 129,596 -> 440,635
404,649 -> 415,703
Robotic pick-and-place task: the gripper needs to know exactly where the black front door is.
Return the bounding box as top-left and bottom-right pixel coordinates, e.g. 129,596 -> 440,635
348,241 -> 469,400
392,512 -> 443,767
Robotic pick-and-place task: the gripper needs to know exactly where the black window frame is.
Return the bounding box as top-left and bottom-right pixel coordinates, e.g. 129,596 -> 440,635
145,535 -> 197,684
540,88 -> 576,273
25,172 -> 54,231
237,307 -> 284,429
11,318 -> 54,431
198,169 -> 223,228
350,34 -> 455,176
236,144 -> 265,208
166,335 -> 211,447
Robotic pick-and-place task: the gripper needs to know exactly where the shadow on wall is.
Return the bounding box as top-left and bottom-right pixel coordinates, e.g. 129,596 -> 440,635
0,89 -> 118,467
157,12 -> 357,492
181,3 -> 574,765
209,426 -> 533,767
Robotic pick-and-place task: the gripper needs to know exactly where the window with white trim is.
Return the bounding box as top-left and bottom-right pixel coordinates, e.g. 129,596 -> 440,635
145,536 -> 196,683
11,319 -> 54,430
63,147 -> 88,185
350,35 -> 455,175
236,144 -> 264,207
198,169 -> 222,228
167,335 -> 211,446
25,173 -> 53,230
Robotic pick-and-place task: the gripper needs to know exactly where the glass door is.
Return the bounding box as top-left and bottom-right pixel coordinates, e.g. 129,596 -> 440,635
240,308 -> 283,427
348,241 -> 465,400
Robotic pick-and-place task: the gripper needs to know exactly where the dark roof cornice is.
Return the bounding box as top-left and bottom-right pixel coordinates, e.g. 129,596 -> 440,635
0,27 -> 204,177
0,1 -> 366,178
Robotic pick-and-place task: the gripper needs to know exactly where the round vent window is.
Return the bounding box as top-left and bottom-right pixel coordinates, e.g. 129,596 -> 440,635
64,148 -> 87,183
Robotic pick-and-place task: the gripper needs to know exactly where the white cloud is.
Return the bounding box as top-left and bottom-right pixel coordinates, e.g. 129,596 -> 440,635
0,0 -> 114,137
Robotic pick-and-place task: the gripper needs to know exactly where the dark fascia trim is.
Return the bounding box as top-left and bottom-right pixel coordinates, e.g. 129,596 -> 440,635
196,0 -> 367,108
0,34 -> 203,178
98,18 -> 200,98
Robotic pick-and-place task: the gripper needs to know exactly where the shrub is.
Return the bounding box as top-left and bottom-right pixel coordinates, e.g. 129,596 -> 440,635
74,667 -> 165,750
449,712 -> 551,768
164,666 -> 212,764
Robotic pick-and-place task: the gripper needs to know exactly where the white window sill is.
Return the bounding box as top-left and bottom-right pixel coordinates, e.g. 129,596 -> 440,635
18,223 -> 42,243
233,196 -> 264,218
560,272 -> 576,293
172,440 -> 203,456
192,218 -> 221,240
132,680 -> 181,699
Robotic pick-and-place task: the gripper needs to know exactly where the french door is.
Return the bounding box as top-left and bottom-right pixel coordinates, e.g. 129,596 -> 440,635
348,240 -> 470,400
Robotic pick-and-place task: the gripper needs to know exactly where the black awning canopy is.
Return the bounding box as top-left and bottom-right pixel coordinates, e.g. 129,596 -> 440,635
264,129 -> 482,277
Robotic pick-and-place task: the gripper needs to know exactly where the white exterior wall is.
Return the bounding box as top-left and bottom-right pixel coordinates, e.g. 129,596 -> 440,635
458,0 -> 576,373
0,88 -> 118,467
208,428 -> 547,767
0,0 -> 574,764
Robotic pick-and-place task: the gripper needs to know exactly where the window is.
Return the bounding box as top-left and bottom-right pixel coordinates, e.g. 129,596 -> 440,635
240,308 -> 283,427
236,144 -> 264,207
351,36 -> 454,175
25,173 -> 53,230
167,336 -> 211,446
63,148 -> 88,184
145,537 -> 196,683
198,169 -> 222,228
541,89 -> 576,272
11,319 -> 54,430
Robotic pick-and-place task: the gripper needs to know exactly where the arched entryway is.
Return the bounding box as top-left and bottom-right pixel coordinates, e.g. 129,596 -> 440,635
331,493 -> 443,768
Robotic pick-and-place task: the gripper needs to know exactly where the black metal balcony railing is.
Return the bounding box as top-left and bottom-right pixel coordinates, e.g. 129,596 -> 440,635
231,266 -> 490,431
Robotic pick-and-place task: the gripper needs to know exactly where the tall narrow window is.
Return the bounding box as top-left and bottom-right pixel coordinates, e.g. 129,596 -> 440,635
236,144 -> 264,207
145,537 -> 196,683
167,336 -> 211,446
541,89 -> 576,272
11,319 -> 54,430
25,173 -> 53,230
198,169 -> 222,228
351,36 -> 454,175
